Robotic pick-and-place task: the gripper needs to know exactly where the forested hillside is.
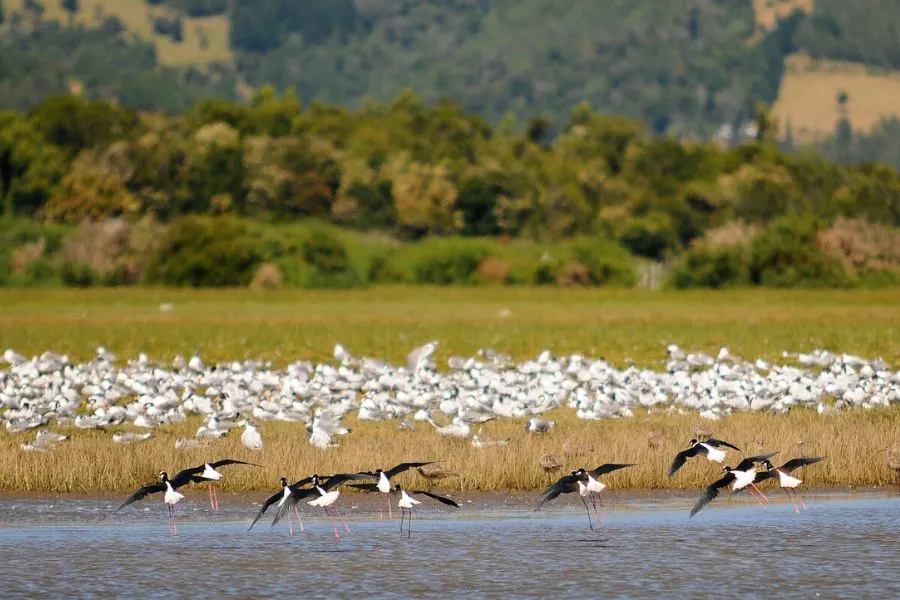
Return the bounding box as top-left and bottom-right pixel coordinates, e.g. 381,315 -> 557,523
1,1 -> 900,162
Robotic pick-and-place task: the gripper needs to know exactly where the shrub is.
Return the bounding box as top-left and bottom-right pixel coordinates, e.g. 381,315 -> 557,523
556,261 -> 590,286
59,260 -> 100,287
400,238 -> 495,285
145,216 -> 261,286
476,256 -> 510,284
748,217 -> 852,288
249,262 -> 284,289
615,212 -> 679,260
567,237 -> 638,287
667,245 -> 746,289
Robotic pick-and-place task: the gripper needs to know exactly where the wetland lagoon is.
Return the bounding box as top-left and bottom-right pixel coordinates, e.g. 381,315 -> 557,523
0,491 -> 898,597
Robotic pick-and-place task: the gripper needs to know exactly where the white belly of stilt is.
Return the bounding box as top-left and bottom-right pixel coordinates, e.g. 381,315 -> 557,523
704,445 -> 726,463
778,471 -> 802,488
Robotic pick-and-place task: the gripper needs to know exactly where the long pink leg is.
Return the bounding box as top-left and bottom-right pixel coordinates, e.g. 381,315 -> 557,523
790,488 -> 808,510
742,486 -> 764,505
783,488 -> 799,513
323,507 -> 340,539
399,508 -> 405,533
208,484 -> 214,510
749,483 -> 768,503
387,495 -> 393,520
214,485 -> 219,511
332,505 -> 351,533
287,510 -> 295,535
580,497 -> 595,531
294,506 -> 305,532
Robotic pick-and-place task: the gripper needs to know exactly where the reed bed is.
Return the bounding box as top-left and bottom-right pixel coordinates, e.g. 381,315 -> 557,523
2,407 -> 898,494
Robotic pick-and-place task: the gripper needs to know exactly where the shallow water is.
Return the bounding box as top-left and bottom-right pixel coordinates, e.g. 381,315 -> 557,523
0,492 -> 897,598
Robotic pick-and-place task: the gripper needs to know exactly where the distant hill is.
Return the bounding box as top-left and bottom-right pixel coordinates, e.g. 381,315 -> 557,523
2,0 -> 900,143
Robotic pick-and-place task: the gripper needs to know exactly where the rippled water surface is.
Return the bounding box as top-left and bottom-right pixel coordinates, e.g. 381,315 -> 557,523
0,492 -> 897,598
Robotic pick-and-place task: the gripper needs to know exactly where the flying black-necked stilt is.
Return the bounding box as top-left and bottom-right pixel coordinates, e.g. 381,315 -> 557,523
536,469 -> 598,530
115,459 -> 259,520
193,459 -> 261,511
248,477 -> 313,535
304,473 -> 373,538
689,452 -> 779,518
755,457 -> 824,513
394,484 -> 459,538
114,471 -> 186,534
579,463 -> 635,525
669,438 -> 741,476
356,462 -> 435,519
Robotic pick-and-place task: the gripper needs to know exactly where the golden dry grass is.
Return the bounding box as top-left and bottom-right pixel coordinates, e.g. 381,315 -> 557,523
2,407 -> 898,494
6,0 -> 232,67
774,53 -> 900,141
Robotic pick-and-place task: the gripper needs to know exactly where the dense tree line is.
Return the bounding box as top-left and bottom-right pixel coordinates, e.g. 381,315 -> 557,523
1,92 -> 900,289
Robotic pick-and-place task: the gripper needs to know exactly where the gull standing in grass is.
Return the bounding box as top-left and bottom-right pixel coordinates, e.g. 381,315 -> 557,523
525,418 -> 556,434
241,420 -> 262,450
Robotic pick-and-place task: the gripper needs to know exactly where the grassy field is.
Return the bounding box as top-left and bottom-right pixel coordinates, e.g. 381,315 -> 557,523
1,287 -> 899,494
1,287 -> 899,367
774,53 -> 900,141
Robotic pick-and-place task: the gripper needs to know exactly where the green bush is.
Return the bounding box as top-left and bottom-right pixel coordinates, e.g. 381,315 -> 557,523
616,212 -> 679,260
400,238 -> 496,285
567,237 -> 638,287
59,260 -> 100,287
667,245 -> 747,289
145,216 -> 261,286
748,217 -> 852,288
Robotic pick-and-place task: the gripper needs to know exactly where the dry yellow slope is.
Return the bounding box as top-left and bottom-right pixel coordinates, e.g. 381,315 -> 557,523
774,54 -> 900,141
5,0 -> 232,67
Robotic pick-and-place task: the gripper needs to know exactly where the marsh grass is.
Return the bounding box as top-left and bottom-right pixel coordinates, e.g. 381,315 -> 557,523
2,407 -> 898,494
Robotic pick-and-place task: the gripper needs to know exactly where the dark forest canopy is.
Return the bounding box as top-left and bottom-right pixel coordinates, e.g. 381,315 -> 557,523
1,91 -> 900,290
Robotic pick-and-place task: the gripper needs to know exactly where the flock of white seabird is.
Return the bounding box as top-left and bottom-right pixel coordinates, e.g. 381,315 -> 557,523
2,343 -> 899,454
